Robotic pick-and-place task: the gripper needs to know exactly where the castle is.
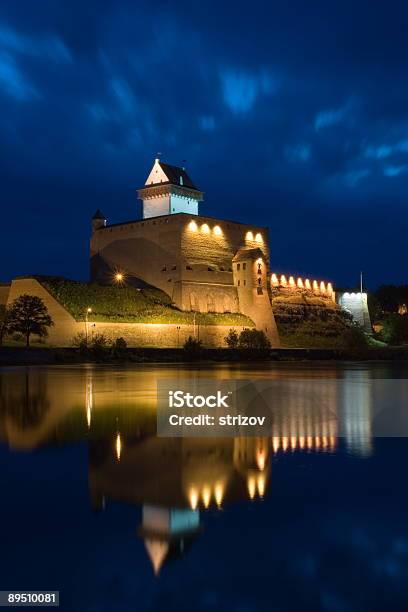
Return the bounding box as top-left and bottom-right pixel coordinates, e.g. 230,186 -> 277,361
90,158 -> 349,346
0,158 -> 372,348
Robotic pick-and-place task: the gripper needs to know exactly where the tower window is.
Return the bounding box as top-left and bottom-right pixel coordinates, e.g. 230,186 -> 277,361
161,266 -> 167,272
186,265 -> 193,270
237,264 -> 241,270
243,280 -> 246,286
238,280 -> 240,286
172,265 -> 177,270
243,263 -> 246,270
257,287 -> 263,295
258,278 -> 261,285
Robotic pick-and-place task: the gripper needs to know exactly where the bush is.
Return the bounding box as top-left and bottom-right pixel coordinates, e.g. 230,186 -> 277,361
183,336 -> 203,359
238,329 -> 271,350
112,337 -> 127,356
72,332 -> 88,350
225,328 -> 239,349
380,314 -> 408,345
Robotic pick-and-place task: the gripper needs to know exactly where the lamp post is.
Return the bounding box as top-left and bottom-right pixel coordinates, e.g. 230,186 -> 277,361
85,307 -> 92,345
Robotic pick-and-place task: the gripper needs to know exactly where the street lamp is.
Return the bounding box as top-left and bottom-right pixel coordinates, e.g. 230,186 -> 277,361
85,307 -> 92,345
114,272 -> 125,284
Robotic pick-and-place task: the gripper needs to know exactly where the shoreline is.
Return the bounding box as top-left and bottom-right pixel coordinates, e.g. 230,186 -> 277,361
1,345 -> 408,366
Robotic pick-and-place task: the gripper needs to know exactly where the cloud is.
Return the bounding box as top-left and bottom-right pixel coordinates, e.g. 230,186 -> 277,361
0,52 -> 39,100
0,23 -> 71,63
365,140 -> 408,159
383,165 -> 407,177
314,98 -> 356,131
220,69 -> 276,115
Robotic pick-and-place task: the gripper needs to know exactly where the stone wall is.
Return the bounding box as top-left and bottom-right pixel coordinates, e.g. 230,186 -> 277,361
0,285 -> 10,307
90,212 -> 269,314
5,278 -> 249,348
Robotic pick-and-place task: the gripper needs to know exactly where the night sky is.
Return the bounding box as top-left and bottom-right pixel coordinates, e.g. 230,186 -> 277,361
0,1 -> 407,288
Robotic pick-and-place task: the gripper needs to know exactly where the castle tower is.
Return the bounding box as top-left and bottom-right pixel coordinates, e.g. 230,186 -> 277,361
92,209 -> 106,231
138,158 -> 203,219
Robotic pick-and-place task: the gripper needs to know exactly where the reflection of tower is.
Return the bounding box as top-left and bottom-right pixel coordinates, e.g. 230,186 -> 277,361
139,506 -> 200,575
340,372 -> 372,457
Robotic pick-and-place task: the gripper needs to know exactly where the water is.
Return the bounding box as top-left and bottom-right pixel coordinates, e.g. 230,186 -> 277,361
1,361 -> 408,611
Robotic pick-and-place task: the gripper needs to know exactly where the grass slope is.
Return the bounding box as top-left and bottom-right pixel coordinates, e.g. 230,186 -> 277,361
35,276 -> 254,327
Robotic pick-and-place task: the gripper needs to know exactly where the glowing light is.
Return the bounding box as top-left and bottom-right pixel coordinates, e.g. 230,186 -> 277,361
299,436 -> 305,449
313,280 -> 319,291
246,231 -> 254,241
271,273 -> 278,285
256,449 -> 266,471
87,307 -> 92,314
201,223 -> 210,233
280,275 -> 287,286
115,432 -> 122,461
115,272 -> 124,283
289,276 -> 295,287
202,486 -> 211,508
282,436 -> 289,451
320,281 -> 326,293
297,277 -> 304,288
255,232 -> 263,243
272,436 -> 280,453
247,476 -> 256,499
291,436 -> 297,450
214,482 -> 224,507
327,282 -> 333,295
305,279 -> 311,289
213,225 -> 222,236
189,487 -> 199,510
189,220 -> 198,231
257,474 -> 266,498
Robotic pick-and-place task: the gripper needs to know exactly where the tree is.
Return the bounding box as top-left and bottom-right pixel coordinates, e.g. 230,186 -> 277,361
238,329 -> 271,350
225,328 -> 239,349
5,294 -> 53,347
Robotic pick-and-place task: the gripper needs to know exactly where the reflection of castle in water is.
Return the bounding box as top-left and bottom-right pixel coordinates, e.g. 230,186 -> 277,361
0,366 -> 376,574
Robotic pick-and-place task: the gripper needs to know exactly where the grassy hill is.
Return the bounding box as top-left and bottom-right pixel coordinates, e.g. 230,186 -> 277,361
33,276 -> 254,327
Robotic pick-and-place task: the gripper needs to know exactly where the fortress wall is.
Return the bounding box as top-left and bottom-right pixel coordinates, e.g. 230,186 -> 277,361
0,285 -> 10,307
337,292 -> 372,333
271,272 -> 335,301
5,278 -> 246,347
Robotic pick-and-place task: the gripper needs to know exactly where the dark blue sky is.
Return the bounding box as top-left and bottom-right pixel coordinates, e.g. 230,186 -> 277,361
0,0 -> 407,287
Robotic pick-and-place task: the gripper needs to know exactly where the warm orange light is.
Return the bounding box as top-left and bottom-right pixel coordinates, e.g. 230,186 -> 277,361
280,274 -> 287,286
320,281 -> 326,293
305,279 -> 311,289
247,476 -> 256,499
256,449 -> 266,471
115,432 -> 122,461
202,486 -> 211,508
201,223 -> 210,233
115,272 -> 124,283
327,282 -> 333,294
257,474 -> 266,497
255,232 -> 263,243
289,276 -> 295,287
87,307 -> 92,313
189,487 -> 198,510
214,482 -> 224,507
189,220 -> 198,231
213,225 -> 222,236
246,231 -> 254,241
271,273 -> 278,285
313,280 -> 319,291
272,436 -> 280,453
